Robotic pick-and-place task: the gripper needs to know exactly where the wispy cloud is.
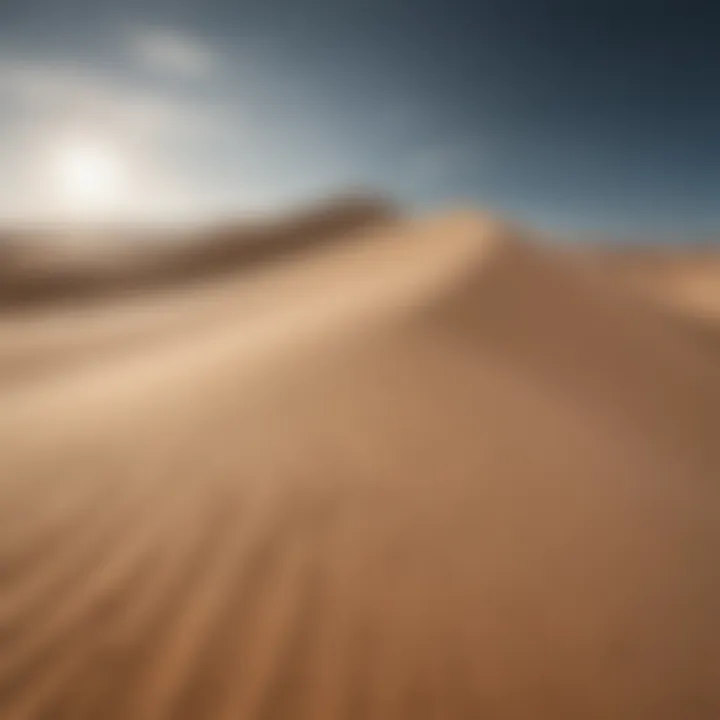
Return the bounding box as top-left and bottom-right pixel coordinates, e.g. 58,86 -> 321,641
127,26 -> 217,79
0,57 -> 216,143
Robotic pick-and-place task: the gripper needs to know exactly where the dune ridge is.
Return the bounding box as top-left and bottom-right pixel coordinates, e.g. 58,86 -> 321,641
0,194 -> 398,307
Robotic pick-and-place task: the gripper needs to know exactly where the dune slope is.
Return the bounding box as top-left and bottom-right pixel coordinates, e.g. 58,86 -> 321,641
1,213 -> 719,719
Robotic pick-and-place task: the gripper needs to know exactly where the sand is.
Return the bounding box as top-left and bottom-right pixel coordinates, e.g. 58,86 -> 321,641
0,212 -> 719,718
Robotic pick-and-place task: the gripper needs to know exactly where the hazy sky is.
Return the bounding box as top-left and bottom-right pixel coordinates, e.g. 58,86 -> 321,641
1,0 -> 719,233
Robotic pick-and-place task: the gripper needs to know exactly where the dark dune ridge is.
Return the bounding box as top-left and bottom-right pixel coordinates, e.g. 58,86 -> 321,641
0,193 -> 397,307
0,211 -> 719,718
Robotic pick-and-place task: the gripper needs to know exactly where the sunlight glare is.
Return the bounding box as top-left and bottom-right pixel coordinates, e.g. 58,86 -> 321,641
51,138 -> 129,218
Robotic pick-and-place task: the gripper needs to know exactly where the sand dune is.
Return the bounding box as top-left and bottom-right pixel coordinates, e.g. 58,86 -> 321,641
0,194 -> 397,307
1,212 -> 719,718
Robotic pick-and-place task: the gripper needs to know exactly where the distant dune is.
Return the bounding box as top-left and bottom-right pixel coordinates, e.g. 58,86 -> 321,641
0,193 -> 398,306
590,246 -> 720,317
0,211 -> 719,718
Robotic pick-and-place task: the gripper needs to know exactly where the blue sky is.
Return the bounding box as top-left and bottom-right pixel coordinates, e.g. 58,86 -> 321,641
1,0 -> 719,235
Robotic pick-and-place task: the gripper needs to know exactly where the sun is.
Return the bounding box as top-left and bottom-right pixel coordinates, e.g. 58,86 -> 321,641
51,137 -> 129,218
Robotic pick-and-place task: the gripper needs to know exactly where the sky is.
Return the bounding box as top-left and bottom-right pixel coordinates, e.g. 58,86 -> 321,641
0,0 -> 719,235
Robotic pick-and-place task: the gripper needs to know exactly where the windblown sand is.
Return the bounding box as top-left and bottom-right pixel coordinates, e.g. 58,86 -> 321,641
1,213 -> 719,718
